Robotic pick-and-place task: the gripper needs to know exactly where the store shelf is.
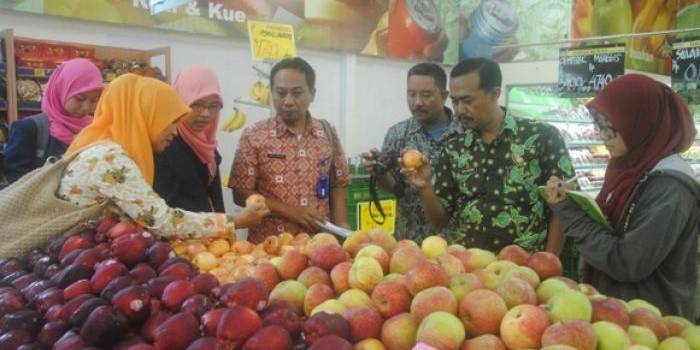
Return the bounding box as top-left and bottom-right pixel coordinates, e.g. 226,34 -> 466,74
18,101 -> 41,111
16,67 -> 54,79
573,163 -> 607,170
567,140 -> 604,146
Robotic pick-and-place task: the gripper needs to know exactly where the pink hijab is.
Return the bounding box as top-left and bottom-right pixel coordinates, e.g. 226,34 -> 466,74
172,65 -> 223,182
41,58 -> 103,145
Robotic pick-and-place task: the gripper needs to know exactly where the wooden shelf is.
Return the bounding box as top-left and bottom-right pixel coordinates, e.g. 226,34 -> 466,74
1,28 -> 171,125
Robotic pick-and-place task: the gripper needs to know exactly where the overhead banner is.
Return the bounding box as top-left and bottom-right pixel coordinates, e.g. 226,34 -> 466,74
571,0 -> 700,75
2,0 -> 573,65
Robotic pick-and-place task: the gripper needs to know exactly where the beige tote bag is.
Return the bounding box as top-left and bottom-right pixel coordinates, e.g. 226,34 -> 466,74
0,151 -> 107,259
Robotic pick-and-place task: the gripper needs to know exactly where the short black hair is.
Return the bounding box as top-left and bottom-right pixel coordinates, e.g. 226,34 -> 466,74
407,63 -> 447,91
270,57 -> 316,90
450,58 -> 502,91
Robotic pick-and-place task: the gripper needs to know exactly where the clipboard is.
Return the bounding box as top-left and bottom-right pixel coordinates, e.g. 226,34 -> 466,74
538,186 -> 613,232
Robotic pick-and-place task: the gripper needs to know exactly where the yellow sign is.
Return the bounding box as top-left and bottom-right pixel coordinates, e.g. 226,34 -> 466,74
357,199 -> 396,234
247,20 -> 296,61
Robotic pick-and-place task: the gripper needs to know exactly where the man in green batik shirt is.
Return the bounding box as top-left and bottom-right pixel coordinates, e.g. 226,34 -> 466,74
402,58 -> 575,253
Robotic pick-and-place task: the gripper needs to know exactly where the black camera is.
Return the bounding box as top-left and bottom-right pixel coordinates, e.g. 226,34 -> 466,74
369,151 -> 399,175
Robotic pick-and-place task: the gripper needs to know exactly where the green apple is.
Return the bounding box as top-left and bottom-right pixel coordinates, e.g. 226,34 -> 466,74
349,257 -> 384,293
463,248 -> 497,271
537,278 -> 572,304
448,272 -> 483,302
628,325 -> 659,349
627,299 -> 662,317
591,0 -> 632,36
546,290 -> 592,323
268,280 -> 308,314
682,325 -> 700,350
485,260 -> 518,280
416,311 -> 466,350
421,235 -> 448,258
381,313 -> 417,350
310,299 -> 347,315
592,321 -> 631,350
658,336 -> 692,350
338,288 -> 372,308
540,346 -> 577,350
664,316 -> 693,336
627,346 -> 654,350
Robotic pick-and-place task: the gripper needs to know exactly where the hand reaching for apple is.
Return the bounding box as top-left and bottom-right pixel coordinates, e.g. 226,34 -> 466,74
229,194 -> 270,229
400,150 -> 431,189
283,205 -> 324,232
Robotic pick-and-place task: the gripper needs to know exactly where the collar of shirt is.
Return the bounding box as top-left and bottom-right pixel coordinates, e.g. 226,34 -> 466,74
273,113 -> 325,139
463,107 -> 517,147
406,107 -> 462,139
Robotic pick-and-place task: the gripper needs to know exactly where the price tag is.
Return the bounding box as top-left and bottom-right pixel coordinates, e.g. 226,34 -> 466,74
558,45 -> 625,95
672,39 -> 700,104
34,68 -> 46,78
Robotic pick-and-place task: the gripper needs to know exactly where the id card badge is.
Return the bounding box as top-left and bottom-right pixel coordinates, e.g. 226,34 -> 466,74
316,175 -> 330,199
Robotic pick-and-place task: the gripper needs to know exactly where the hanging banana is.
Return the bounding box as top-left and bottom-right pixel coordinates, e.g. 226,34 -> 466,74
248,81 -> 271,106
221,107 -> 247,133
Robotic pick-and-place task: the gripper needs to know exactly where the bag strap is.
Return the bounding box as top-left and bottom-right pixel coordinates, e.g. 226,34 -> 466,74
319,119 -> 337,185
30,113 -> 50,161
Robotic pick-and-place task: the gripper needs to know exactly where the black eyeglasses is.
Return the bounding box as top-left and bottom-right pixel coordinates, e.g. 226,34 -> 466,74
589,109 -> 617,140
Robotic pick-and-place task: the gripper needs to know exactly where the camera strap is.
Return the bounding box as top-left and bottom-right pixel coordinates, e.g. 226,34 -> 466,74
367,121 -> 412,225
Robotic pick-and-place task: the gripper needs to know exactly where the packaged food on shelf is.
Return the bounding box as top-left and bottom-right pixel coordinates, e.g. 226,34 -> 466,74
16,79 -> 42,103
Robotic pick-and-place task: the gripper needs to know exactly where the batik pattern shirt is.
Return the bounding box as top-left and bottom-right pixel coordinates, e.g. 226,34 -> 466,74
381,109 -> 463,241
229,116 -> 350,243
434,112 -> 574,252
57,143 -> 233,239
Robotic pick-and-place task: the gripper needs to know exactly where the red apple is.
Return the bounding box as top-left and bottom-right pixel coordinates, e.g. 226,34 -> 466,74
495,277 -> 537,308
459,289 -> 508,337
342,306 -> 384,342
541,319 -> 597,350
527,252 -> 563,280
330,262 -> 352,294
371,280 -> 412,319
409,286 -> 458,323
591,297 -> 630,330
461,334 -> 507,350
497,245 -> 531,265
500,304 -> 551,349
404,261 -> 448,296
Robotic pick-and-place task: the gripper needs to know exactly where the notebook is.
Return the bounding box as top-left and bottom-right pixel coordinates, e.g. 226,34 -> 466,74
538,187 -> 613,231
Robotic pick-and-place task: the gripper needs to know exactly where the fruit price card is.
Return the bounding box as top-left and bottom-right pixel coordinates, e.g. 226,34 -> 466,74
672,39 -> 700,106
558,44 -> 625,96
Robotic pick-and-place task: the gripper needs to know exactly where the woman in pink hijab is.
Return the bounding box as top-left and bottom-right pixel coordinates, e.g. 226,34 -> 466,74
153,65 -> 226,212
3,58 -> 103,184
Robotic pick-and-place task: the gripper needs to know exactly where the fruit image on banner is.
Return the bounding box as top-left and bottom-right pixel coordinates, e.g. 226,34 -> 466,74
456,0 -> 573,63
572,0 -> 681,74
220,107 -> 246,133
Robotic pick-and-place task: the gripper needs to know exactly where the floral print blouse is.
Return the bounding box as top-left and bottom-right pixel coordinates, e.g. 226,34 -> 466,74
57,143 -> 234,239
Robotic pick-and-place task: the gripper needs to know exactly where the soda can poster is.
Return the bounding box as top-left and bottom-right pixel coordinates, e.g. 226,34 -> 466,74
9,0 -> 693,73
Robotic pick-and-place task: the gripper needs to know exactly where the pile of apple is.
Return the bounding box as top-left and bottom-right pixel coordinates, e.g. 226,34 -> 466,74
1,215 -> 699,350
0,217 -> 326,349
225,228 -> 700,350
169,232 -> 312,285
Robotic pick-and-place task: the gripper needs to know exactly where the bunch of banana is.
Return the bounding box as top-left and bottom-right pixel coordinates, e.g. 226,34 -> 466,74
221,107 -> 246,133
632,0 -> 678,55
248,81 -> 270,106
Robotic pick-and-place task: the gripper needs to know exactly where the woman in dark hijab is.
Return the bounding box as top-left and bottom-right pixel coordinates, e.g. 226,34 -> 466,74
546,74 -> 700,319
